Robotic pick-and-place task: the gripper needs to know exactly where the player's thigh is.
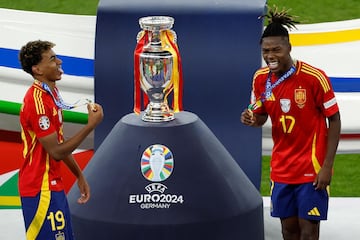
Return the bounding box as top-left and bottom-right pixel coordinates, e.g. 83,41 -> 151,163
297,183 -> 329,221
271,182 -> 297,218
298,218 -> 320,239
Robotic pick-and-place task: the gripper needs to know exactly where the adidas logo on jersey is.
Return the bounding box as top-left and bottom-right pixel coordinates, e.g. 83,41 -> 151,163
308,207 -> 321,216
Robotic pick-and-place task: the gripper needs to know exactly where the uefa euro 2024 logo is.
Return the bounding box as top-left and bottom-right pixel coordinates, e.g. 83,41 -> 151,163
141,144 -> 174,182
128,144 -> 184,209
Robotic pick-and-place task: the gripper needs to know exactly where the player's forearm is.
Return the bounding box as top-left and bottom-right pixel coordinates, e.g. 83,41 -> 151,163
52,124 -> 95,160
323,112 -> 341,169
63,155 -> 83,178
252,113 -> 268,127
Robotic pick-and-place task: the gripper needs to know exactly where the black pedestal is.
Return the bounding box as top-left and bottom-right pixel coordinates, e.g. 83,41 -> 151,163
68,111 -> 264,239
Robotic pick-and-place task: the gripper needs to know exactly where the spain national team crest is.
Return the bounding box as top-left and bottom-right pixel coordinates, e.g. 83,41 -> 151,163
141,144 -> 174,182
295,88 -> 306,108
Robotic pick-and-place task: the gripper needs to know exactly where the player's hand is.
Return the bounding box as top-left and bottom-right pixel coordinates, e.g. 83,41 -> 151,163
241,108 -> 255,126
77,176 -> 90,204
313,167 -> 332,190
87,103 -> 103,128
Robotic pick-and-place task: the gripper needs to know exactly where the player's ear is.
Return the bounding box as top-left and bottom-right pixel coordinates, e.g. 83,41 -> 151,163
32,65 -> 42,75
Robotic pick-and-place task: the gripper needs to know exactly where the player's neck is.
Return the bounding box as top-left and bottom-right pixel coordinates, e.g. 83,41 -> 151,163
275,59 -> 295,78
34,78 -> 56,91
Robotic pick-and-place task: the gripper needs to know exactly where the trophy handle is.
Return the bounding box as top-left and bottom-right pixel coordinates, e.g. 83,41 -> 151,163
169,30 -> 177,43
136,31 -> 145,43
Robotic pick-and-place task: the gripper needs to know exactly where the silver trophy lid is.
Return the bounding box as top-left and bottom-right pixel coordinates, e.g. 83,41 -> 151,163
139,16 -> 174,31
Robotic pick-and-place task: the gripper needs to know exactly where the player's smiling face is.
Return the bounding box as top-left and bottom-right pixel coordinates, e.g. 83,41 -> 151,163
261,36 -> 293,77
33,49 -> 64,82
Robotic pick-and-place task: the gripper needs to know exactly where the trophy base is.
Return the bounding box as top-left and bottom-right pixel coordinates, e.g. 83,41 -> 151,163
142,111 -> 175,122
141,103 -> 175,122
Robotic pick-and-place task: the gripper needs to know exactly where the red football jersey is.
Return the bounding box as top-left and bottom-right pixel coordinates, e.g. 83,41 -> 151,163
251,61 -> 339,184
19,81 -> 65,197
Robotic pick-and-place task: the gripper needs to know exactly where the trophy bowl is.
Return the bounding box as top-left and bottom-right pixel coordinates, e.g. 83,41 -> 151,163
140,50 -> 174,122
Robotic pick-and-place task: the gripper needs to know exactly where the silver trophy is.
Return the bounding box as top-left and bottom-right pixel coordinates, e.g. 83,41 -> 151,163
137,16 -> 176,122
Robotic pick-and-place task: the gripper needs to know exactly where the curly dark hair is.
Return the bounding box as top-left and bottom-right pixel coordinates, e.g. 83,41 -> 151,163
18,40 -> 55,76
260,5 -> 299,41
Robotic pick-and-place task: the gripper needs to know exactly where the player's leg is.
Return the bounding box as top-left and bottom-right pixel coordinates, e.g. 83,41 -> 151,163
21,195 -> 39,239
21,190 -> 75,240
297,182 -> 329,240
271,181 -> 300,239
298,218 -> 320,240
280,216 -> 300,240
40,190 -> 75,240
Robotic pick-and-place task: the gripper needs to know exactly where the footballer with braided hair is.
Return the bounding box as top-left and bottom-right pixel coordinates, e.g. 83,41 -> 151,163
241,6 -> 341,240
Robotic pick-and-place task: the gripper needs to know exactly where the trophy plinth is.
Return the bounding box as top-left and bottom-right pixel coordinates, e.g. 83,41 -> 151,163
68,112 -> 264,240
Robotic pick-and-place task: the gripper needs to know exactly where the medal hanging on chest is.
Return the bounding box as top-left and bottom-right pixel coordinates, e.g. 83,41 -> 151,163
248,65 -> 296,111
263,65 -> 296,102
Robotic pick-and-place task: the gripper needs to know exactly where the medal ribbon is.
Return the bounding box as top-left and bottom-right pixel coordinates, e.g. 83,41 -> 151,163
134,31 -> 148,114
163,30 -> 183,112
264,65 -> 296,101
37,80 -> 91,110
249,65 -> 296,111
